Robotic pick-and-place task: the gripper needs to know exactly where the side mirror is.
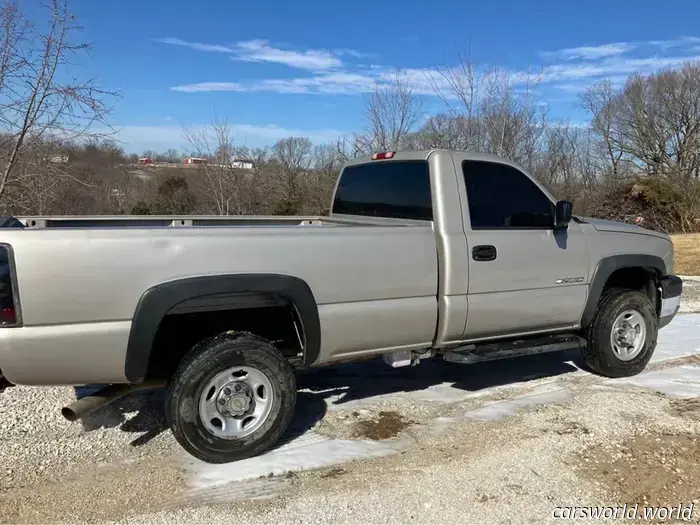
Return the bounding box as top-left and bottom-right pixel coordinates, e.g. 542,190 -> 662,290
554,200 -> 573,229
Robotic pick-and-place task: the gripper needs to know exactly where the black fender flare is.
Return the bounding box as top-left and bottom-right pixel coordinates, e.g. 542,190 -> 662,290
124,273 -> 321,383
580,254 -> 666,329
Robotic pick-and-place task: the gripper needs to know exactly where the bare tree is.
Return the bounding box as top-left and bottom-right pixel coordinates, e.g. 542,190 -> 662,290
613,64 -> 700,179
0,0 -> 117,201
411,113 -> 470,150
305,144 -> 342,214
425,50 -> 545,167
183,118 -> 256,215
337,71 -> 423,160
271,136 -> 312,214
363,71 -> 423,152
579,80 -> 626,177
427,47 -> 480,135
478,66 -> 546,170
164,148 -> 181,163
235,145 -> 274,213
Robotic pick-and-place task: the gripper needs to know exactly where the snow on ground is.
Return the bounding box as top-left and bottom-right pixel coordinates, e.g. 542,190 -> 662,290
679,275 -> 700,313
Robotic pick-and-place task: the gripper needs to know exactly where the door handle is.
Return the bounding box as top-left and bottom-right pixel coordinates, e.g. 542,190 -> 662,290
472,245 -> 497,262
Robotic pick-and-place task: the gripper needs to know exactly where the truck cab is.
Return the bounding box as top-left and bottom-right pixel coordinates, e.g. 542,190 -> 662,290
333,149 -> 677,352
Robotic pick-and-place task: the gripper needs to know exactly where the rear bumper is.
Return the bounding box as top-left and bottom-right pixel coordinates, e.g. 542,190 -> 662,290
659,275 -> 682,329
0,321 -> 130,385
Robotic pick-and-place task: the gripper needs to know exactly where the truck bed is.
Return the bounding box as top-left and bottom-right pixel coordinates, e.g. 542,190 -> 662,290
0,213 -> 440,384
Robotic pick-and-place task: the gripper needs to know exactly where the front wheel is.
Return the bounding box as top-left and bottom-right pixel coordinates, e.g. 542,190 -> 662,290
165,331 -> 297,464
583,288 -> 658,378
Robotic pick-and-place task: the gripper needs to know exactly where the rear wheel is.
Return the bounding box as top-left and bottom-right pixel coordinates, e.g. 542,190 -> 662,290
165,331 -> 297,463
583,288 -> 658,378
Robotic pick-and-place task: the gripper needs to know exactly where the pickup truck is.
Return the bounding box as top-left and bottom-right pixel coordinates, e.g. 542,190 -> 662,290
0,149 -> 683,464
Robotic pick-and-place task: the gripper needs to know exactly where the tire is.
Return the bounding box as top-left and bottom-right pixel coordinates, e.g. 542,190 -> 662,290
583,288 -> 658,378
165,331 -> 297,464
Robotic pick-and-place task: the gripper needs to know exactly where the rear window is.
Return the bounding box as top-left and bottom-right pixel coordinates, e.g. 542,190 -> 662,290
331,160 -> 433,221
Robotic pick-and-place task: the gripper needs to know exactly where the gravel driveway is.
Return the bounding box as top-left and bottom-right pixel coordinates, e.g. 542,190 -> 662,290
1,286 -> 700,524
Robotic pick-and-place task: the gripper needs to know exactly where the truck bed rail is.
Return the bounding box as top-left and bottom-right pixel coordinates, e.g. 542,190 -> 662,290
15,215 -> 324,228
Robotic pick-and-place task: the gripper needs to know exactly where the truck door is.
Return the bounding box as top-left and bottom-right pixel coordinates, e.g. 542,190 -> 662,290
460,158 -> 590,339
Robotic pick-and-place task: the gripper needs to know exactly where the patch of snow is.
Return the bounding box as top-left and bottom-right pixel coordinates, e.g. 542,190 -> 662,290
183,431 -> 402,490
653,314 -> 700,362
438,387 -> 573,423
602,365 -> 700,398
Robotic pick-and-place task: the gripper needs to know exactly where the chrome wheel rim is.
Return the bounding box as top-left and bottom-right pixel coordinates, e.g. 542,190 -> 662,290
610,309 -> 647,361
198,365 -> 274,439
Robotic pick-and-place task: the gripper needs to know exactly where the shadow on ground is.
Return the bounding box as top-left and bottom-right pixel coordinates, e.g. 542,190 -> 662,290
73,347 -> 586,451
295,347 -> 585,406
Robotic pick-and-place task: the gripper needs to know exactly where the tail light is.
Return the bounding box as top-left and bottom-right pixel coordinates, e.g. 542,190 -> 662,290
0,244 -> 20,326
371,151 -> 396,160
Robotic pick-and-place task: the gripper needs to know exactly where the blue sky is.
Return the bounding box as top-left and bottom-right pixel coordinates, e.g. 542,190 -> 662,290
51,0 -> 700,153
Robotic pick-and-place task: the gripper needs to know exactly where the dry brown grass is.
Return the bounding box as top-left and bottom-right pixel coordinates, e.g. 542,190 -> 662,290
672,233 -> 700,275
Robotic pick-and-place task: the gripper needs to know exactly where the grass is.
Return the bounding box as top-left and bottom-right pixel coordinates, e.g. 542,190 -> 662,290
672,233 -> 700,275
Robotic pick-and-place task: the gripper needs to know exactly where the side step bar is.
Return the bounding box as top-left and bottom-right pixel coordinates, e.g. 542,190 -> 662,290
442,333 -> 585,365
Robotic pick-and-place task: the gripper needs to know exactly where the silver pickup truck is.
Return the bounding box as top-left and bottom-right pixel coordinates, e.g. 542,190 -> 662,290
0,149 -> 683,463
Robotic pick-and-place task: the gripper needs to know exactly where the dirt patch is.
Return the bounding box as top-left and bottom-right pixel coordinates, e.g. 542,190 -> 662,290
669,398 -> 700,420
321,467 -> 346,479
314,408 -> 417,441
544,419 -> 592,436
646,353 -> 700,372
577,433 -> 700,509
672,233 -> 700,275
352,411 -> 413,440
0,455 -> 186,524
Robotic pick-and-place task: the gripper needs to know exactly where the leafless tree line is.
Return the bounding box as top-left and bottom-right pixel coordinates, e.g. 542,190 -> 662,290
340,54 -> 700,232
2,0 -> 700,233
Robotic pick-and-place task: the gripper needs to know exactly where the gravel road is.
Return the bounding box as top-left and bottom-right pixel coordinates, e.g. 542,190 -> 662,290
1,285 -> 700,524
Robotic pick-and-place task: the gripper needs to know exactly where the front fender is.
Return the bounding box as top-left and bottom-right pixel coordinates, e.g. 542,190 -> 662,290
580,254 -> 666,329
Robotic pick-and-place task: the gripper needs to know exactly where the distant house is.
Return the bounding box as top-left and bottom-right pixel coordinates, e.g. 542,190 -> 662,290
230,160 -> 254,170
49,154 -> 69,164
184,157 -> 207,165
137,157 -> 153,165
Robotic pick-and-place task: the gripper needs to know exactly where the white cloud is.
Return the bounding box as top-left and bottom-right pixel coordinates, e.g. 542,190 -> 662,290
171,73 -> 376,95
166,36 -> 700,103
156,37 -> 232,53
170,67 -> 449,97
536,37 -> 700,94
232,39 -> 342,70
158,37 -> 344,71
552,75 -> 629,94
542,42 -> 635,61
334,48 -> 374,59
110,124 -> 346,152
171,82 -> 247,93
542,55 -> 700,83
649,36 -> 700,50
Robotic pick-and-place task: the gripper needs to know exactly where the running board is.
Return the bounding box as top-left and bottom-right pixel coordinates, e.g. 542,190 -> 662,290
442,333 -> 585,365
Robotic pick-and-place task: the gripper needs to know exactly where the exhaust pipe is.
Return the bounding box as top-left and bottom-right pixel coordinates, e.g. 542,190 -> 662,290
0,370 -> 13,394
61,380 -> 165,422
